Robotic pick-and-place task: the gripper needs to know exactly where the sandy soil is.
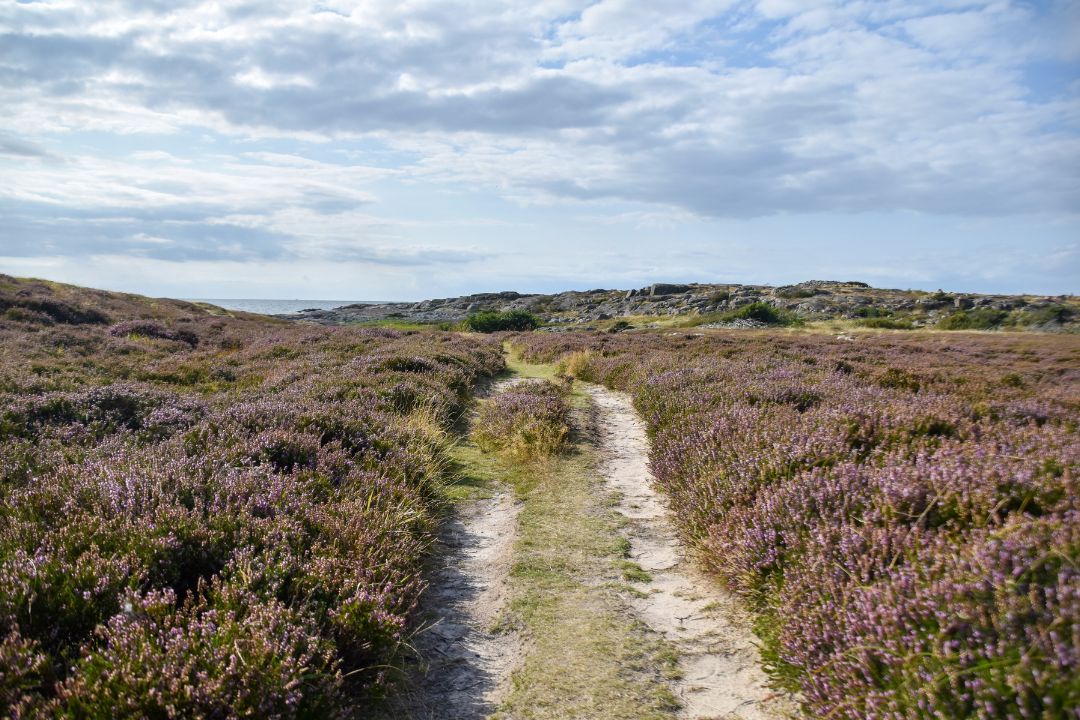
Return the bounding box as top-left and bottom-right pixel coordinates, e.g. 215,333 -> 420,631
390,490 -> 521,720
387,380 -> 523,720
587,385 -> 799,720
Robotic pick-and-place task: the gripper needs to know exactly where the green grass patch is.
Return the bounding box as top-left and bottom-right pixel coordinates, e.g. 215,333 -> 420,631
348,318 -> 453,331
620,561 -> 653,583
443,442 -> 502,503
857,317 -> 914,330
853,306 -> 893,318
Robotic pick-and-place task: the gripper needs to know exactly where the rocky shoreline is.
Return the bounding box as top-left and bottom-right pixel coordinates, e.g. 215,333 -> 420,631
281,280 -> 1077,330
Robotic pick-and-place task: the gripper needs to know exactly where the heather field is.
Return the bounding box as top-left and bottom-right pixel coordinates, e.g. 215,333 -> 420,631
3,273 -> 1079,720
512,330 -> 1080,719
4,1 -> 1077,716
0,276 -> 504,716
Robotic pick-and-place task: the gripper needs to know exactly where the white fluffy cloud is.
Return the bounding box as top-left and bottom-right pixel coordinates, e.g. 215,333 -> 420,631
0,0 -> 1077,294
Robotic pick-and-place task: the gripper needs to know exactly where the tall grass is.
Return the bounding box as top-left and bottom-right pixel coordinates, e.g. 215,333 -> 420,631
472,380 -> 571,459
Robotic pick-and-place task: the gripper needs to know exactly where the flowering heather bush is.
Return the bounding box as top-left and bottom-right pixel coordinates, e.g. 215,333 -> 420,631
512,329 -> 1080,719
108,319 -> 199,347
56,583 -> 343,719
1,382 -> 206,445
0,276 -> 503,716
472,380 -> 572,459
0,295 -> 110,326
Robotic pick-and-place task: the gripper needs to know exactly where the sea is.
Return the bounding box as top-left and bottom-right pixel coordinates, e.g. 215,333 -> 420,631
189,299 -> 380,315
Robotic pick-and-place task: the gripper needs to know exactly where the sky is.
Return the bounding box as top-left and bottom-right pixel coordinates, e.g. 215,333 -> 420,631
1,0 -> 1078,300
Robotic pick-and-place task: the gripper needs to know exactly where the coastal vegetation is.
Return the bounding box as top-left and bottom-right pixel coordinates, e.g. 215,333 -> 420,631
471,379 -> 571,459
292,281 -> 1079,335
511,330 -> 1079,719
2,273 -> 1076,719
460,310 -> 542,333
0,275 -> 503,716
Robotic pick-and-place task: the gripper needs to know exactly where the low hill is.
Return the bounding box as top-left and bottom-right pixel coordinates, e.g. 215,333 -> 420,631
286,280 -> 1079,332
0,273 -> 274,325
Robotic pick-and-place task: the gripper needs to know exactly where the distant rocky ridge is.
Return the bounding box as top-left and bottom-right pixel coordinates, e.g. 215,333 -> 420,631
283,280 -> 1078,330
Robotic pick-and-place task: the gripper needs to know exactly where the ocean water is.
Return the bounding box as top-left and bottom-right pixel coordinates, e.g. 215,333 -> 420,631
189,299 -> 378,315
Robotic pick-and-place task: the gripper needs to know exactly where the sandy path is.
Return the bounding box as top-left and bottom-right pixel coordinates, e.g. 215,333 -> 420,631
396,491 -> 520,719
587,385 -> 797,720
388,381 -> 522,720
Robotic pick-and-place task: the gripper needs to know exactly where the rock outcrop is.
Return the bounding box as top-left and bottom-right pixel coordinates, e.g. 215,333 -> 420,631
282,280 -> 1077,330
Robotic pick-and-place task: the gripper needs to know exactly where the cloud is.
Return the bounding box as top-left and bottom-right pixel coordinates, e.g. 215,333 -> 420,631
0,134 -> 53,159
2,2 -> 1076,218
0,203 -> 290,262
316,244 -> 489,266
0,0 -> 1077,297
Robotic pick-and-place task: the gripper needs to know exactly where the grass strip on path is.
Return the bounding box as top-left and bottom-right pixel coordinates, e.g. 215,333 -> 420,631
464,350 -> 681,719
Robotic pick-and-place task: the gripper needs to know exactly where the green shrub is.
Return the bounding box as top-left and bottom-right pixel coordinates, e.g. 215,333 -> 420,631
1000,372 -> 1025,388
460,310 -> 541,333
938,308 -> 1007,331
708,290 -> 731,304
1013,305 -> 1074,326
3,307 -> 55,325
0,297 -> 110,325
720,302 -> 801,326
853,306 -> 892,318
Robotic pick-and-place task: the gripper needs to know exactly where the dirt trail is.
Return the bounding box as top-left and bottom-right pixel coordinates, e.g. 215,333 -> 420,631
587,385 -> 797,720
389,382 -> 522,720
396,492 -> 520,719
